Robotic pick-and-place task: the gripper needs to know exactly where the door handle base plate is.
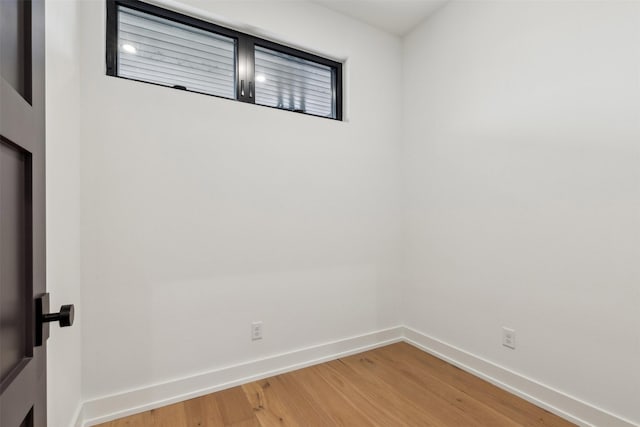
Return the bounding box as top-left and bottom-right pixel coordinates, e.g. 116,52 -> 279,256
35,293 -> 50,347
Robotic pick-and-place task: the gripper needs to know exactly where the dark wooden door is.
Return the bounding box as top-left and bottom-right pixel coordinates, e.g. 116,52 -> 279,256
0,0 -> 47,426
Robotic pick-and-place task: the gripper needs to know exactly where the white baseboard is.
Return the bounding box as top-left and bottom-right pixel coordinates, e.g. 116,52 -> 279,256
403,326 -> 637,427
76,325 -> 637,427
80,326 -> 404,426
71,403 -> 84,427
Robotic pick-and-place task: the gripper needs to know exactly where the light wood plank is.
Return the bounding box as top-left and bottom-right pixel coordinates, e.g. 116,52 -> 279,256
183,386 -> 260,427
344,348 -> 518,427
242,374 -> 336,426
319,359 -> 443,426
376,343 -> 575,427
288,363 -> 380,426
148,403 -> 187,427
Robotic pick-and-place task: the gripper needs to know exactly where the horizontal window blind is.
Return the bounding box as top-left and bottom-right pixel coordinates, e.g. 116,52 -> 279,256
117,6 -> 236,98
254,46 -> 336,119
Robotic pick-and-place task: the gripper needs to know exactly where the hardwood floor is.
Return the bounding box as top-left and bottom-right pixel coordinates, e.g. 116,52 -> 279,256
96,342 -> 575,427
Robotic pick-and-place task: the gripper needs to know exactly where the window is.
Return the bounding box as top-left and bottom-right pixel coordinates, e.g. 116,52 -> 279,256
106,0 -> 343,120
116,7 -> 236,99
254,46 -> 336,118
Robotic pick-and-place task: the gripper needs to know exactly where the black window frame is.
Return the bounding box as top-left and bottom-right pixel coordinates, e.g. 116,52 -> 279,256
106,0 -> 343,121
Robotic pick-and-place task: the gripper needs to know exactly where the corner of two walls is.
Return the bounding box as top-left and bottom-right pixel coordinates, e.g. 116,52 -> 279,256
401,1 -> 640,425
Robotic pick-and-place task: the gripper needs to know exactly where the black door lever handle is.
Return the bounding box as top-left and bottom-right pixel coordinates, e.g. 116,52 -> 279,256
35,293 -> 75,346
43,304 -> 74,327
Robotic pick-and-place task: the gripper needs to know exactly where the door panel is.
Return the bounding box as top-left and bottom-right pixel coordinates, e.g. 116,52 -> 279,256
0,0 -> 32,103
0,140 -> 32,383
0,0 -> 47,426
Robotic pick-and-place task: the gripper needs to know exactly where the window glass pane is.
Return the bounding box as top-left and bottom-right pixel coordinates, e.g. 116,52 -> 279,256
117,6 -> 236,98
254,46 -> 336,119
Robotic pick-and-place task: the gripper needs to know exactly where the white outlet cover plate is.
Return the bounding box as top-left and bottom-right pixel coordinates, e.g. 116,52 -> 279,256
502,327 -> 516,349
251,321 -> 263,340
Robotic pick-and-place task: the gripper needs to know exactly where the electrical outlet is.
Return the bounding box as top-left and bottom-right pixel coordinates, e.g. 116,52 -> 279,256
502,327 -> 516,349
251,321 -> 263,341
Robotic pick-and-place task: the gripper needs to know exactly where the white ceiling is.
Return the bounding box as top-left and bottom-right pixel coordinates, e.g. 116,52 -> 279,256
311,0 -> 448,36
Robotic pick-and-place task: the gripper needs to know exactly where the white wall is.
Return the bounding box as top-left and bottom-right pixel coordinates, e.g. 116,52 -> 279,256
45,1 -> 83,426
78,0 -> 403,401
402,1 -> 640,424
